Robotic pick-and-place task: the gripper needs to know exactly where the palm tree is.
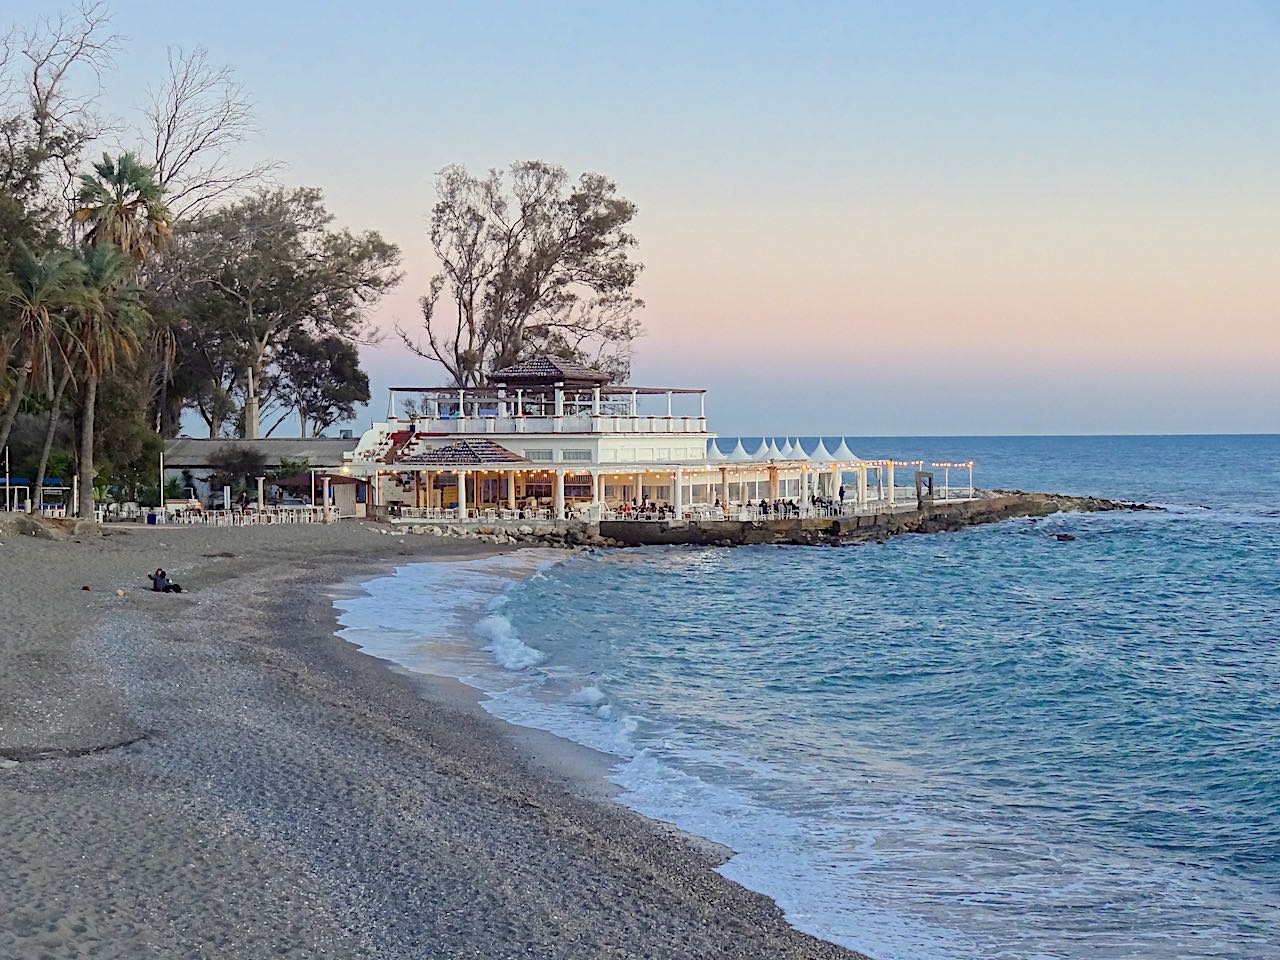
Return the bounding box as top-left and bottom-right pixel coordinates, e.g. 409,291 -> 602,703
32,340 -> 77,511
73,245 -> 149,520
74,153 -> 174,262
0,243 -> 88,456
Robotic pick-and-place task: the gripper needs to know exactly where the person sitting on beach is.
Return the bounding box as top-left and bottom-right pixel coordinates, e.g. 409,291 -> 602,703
149,568 -> 183,594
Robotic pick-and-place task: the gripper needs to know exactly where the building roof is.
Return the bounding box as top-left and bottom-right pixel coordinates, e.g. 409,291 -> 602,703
398,439 -> 529,466
488,355 -> 612,386
163,437 -> 356,469
274,472 -> 366,489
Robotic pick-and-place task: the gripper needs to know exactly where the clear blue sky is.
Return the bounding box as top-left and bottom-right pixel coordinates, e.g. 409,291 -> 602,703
94,1 -> 1280,435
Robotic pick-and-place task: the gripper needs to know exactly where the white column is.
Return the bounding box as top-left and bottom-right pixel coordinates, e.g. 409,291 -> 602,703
322,476 -> 333,522
516,389 -> 523,416
256,476 -> 265,511
554,469 -> 566,520
887,461 -> 896,509
673,466 -> 683,518
699,393 -> 705,418
634,471 -> 644,503
456,469 -> 468,519
592,470 -> 603,505
554,385 -> 564,418
508,470 -> 517,509
592,386 -> 601,416
857,464 -> 868,509
631,390 -> 638,416
458,389 -> 465,420
719,467 -> 729,506
666,391 -> 673,417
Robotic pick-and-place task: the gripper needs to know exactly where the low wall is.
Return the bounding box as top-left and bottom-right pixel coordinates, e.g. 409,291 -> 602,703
600,492 -> 1118,548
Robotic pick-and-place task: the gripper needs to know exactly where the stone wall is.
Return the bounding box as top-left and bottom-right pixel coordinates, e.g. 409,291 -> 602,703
600,492 -> 1146,548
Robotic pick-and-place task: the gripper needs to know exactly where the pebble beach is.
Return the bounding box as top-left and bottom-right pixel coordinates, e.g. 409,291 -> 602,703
0,519 -> 863,959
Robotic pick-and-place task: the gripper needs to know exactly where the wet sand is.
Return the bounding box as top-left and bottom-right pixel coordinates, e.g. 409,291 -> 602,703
0,521 -> 865,959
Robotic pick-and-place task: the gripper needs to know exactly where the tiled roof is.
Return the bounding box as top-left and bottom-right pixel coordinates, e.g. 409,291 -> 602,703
398,439 -> 529,466
488,354 -> 611,384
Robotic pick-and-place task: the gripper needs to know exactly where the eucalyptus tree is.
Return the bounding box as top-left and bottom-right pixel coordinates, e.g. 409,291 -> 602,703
171,187 -> 400,438
0,242 -> 87,454
72,244 -> 148,519
397,160 -> 644,386
269,330 -> 369,437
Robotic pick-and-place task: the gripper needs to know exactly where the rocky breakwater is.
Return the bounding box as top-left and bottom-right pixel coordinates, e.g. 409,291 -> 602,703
376,519 -> 618,549
600,490 -> 1160,548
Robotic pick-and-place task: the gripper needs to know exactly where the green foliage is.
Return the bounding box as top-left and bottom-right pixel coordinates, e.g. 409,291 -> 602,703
272,331 -> 370,437
75,152 -> 173,262
165,187 -> 399,437
208,442 -> 267,493
398,160 -> 644,387
271,455 -> 312,480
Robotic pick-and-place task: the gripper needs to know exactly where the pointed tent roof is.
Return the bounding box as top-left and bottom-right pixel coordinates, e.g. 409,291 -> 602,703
726,438 -> 752,461
398,439 -> 529,466
830,438 -> 860,462
488,354 -> 612,387
706,439 -> 725,461
809,438 -> 834,461
778,438 -> 796,458
787,438 -> 810,461
760,437 -> 783,460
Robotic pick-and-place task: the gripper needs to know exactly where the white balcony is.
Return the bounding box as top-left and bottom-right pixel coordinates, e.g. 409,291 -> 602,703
404,415 -> 710,435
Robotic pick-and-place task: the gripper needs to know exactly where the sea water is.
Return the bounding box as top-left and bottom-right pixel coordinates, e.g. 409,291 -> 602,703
335,435 -> 1280,960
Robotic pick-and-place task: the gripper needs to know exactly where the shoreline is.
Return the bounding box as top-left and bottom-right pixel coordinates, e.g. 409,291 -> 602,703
0,522 -> 865,959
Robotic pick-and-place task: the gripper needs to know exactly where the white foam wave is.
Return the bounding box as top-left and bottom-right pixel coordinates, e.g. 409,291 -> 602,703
476,613 -> 546,670
565,684 -> 608,706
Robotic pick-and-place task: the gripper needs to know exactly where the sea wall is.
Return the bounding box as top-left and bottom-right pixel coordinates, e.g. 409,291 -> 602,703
599,492 -> 1149,548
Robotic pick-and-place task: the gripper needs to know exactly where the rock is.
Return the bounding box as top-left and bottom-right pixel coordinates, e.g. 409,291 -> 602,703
81,585 -> 91,591
1055,533 -> 1077,541
115,589 -> 127,597
517,525 -> 534,536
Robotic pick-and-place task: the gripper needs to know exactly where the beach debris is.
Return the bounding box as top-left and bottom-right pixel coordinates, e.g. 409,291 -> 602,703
81,585 -> 91,591
0,759 -> 19,770
116,589 -> 127,597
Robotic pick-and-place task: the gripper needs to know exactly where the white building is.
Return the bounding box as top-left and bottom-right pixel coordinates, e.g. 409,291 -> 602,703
346,355 -> 972,521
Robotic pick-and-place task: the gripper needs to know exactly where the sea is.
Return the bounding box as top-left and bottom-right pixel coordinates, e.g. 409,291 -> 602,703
335,435 -> 1280,960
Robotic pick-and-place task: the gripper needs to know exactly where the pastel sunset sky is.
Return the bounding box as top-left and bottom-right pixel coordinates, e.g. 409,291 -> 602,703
98,1 -> 1278,435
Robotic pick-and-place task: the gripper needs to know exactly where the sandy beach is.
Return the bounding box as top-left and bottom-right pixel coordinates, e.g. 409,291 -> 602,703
0,520 -> 863,959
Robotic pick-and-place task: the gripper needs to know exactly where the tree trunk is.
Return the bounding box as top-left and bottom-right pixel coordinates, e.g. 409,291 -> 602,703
77,373 -> 97,521
243,363 -> 261,439
298,408 -> 308,439
0,359 -> 32,455
33,365 -> 72,511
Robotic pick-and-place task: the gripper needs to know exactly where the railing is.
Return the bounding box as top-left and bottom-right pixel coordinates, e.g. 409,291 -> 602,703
393,506 -> 553,522
167,507 -> 328,526
382,493 -> 979,526
395,414 -> 709,435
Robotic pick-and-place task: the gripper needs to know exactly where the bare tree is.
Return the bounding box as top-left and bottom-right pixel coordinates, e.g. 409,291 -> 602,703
0,2 -> 118,216
396,160 -> 644,387
143,46 -> 276,221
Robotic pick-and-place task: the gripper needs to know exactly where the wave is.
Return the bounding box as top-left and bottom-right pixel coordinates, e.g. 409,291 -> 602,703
476,613 -> 546,669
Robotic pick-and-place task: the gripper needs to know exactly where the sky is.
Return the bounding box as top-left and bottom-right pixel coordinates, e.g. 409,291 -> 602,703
84,0 -> 1280,435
